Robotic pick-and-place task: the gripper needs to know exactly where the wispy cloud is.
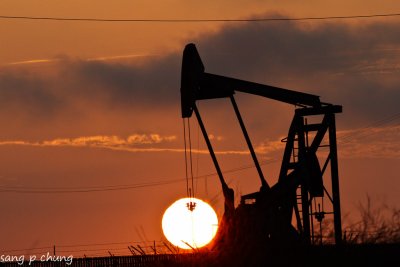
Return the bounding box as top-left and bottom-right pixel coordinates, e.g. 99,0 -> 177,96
4,54 -> 158,67
208,134 -> 224,141
0,134 -> 251,155
2,124 -> 398,159
86,54 -> 158,62
5,59 -> 58,66
42,134 -> 177,146
0,134 -> 175,147
254,139 -> 284,155
255,125 -> 400,159
338,124 -> 400,159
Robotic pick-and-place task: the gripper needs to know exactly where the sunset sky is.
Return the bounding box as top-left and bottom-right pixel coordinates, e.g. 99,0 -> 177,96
1,1 -> 399,256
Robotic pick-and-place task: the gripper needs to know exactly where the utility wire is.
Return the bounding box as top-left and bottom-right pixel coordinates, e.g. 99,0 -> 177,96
0,179 -> 182,193
0,179 -> 180,190
0,160 -> 276,193
1,240 -> 166,256
2,113 -> 398,254
0,112 -> 398,194
1,241 -> 140,253
0,246 -> 53,253
339,112 -> 400,145
1,13 -> 400,23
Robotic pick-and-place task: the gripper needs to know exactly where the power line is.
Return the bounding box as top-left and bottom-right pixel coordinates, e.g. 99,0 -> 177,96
0,240 -> 167,257
0,246 -> 53,253
2,114 -> 399,255
0,179 -> 182,193
0,112 -> 398,194
339,112 -> 400,145
0,241 -> 141,253
0,160 -> 276,194
0,180 -> 178,190
56,241 -> 143,248
1,13 -> 400,23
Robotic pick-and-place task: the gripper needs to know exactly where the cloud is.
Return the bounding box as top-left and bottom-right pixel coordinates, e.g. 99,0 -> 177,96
4,54 -> 157,66
0,53 -> 181,125
0,134 -> 251,155
253,124 -> 400,160
254,139 -> 284,155
60,54 -> 181,109
0,70 -> 65,118
5,59 -> 58,66
3,123 -> 397,159
193,18 -> 400,125
1,15 -> 400,137
197,18 -> 400,78
208,134 -> 224,141
338,124 -> 400,159
0,134 -> 176,147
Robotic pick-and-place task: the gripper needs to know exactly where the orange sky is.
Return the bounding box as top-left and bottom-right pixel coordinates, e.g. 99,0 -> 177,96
0,1 -> 400,257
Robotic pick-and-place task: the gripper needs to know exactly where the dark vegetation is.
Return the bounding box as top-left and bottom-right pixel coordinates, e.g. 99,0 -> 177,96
342,195 -> 400,244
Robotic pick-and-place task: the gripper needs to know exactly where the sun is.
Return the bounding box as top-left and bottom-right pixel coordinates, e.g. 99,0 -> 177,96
162,197 -> 218,249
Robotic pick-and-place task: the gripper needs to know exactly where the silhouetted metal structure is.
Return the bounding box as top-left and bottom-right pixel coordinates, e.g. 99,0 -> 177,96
180,43 -> 343,254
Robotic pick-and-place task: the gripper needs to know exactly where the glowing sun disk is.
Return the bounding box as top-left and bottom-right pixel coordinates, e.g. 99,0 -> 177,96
162,197 -> 218,249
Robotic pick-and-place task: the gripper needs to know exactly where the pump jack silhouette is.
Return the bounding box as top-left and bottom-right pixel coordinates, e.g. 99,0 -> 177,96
180,43 -> 343,263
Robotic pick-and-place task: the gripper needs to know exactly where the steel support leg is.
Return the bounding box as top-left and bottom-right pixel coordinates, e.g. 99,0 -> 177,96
328,113 -> 342,245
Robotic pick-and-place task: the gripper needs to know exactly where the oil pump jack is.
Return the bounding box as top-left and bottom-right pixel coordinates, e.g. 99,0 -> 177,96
180,43 -> 343,257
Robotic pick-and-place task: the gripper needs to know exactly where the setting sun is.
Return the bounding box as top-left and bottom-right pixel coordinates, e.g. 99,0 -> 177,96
162,197 -> 218,249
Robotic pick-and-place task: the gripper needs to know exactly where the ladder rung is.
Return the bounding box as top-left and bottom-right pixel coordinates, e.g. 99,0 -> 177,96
304,123 -> 323,132
318,144 -> 330,148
